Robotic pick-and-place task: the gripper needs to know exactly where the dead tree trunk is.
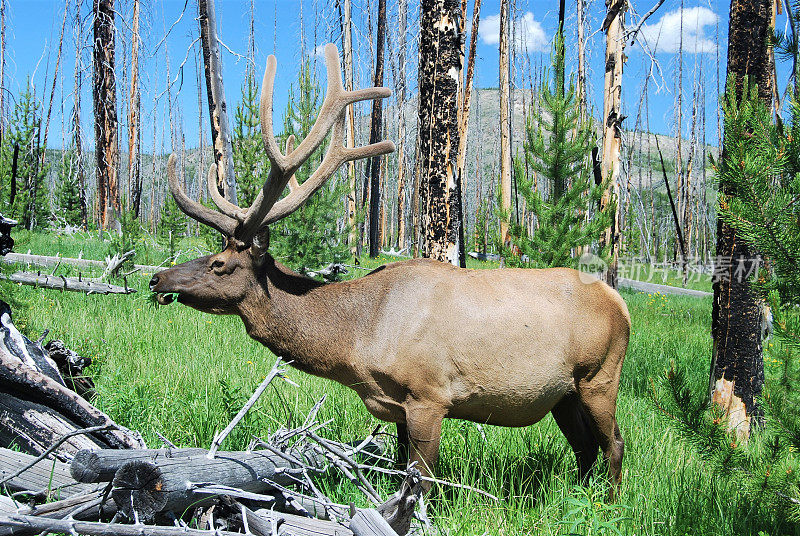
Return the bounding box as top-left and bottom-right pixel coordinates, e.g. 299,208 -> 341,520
710,0 -> 772,442
128,0 -> 142,217
600,0 -> 625,289
367,0 -> 387,258
498,0 -> 512,245
92,0 -> 120,229
198,0 -> 238,205
73,5 -> 87,230
418,0 -> 463,264
395,0 -> 408,250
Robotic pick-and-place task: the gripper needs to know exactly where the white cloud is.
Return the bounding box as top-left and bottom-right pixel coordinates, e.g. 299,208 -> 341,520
312,44 -> 327,57
639,6 -> 719,54
479,11 -> 549,53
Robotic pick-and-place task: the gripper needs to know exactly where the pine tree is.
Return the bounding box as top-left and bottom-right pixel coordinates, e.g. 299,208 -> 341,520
269,60 -> 350,277
1,81 -> 47,229
499,36 -> 611,269
232,71 -> 266,206
657,80 -> 800,524
158,196 -> 187,261
53,147 -> 83,226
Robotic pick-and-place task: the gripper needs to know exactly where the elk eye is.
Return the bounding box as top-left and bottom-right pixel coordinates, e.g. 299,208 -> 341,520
211,259 -> 225,270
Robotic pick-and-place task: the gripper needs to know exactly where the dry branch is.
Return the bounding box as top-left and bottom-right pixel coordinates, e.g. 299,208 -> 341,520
0,272 -> 136,295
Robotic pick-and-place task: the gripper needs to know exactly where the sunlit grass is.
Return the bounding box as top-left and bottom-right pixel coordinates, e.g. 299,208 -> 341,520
1,230 -> 793,534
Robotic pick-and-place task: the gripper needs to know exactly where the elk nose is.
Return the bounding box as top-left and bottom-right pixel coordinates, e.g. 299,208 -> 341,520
149,275 -> 159,290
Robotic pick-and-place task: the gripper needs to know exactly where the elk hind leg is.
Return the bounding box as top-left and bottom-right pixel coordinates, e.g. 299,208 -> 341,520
551,393 -> 600,482
577,382 -> 624,497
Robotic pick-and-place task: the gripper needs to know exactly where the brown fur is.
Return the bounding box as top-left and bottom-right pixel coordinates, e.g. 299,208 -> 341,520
150,241 -> 630,492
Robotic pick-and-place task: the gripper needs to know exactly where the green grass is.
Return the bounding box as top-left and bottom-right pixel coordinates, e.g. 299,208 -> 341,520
1,231 -> 792,535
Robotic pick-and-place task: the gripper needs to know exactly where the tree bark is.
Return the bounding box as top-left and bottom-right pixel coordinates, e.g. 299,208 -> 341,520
198,0 -> 238,205
92,0 -> 120,228
128,0 -> 142,217
600,0 -> 625,289
367,0 -> 387,258
417,0 -> 463,264
709,0 -> 772,442
73,5 -> 87,230
498,0 -> 512,245
395,0 -> 408,251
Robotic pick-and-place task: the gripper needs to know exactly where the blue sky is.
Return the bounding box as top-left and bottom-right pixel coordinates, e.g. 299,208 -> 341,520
2,0 -> 745,152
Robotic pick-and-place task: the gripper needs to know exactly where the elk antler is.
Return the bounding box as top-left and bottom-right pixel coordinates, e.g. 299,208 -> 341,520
167,154 -> 237,236
168,43 -> 394,243
236,43 -> 395,243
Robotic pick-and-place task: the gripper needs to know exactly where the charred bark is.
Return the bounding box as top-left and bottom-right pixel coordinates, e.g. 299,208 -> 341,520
366,0 -> 387,258
417,0 -> 463,265
710,0 -> 772,441
92,0 -> 120,228
198,0 -> 238,205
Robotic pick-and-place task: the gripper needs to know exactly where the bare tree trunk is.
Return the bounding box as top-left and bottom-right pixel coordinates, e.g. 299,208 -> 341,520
599,0 -> 625,289
0,0 -> 5,139
418,0 -> 463,264
710,0 -> 771,442
395,0 -> 408,250
676,0 -> 684,264
456,0 -> 481,256
198,0 -> 238,205
498,0 -> 512,245
366,0 -> 387,258
128,0 -> 142,217
338,0 -> 359,255
93,0 -> 120,229
576,0 -> 587,121
73,3 -> 87,230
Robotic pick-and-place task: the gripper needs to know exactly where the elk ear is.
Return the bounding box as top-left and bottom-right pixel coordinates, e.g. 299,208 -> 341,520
251,228 -> 270,264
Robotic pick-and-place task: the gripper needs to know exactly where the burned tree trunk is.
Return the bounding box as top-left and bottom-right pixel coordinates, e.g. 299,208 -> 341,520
710,0 -> 772,441
417,0 -> 463,265
367,0 -> 387,258
128,0 -> 142,217
198,0 -> 238,205
599,0 -> 625,289
0,301 -> 144,459
74,6 -> 87,230
498,0 -> 511,245
93,0 -> 120,229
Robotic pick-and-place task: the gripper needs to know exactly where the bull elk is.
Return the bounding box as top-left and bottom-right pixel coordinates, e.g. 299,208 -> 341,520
150,44 -> 630,493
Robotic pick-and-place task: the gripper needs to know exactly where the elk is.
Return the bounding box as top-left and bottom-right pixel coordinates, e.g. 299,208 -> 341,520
150,44 -> 630,493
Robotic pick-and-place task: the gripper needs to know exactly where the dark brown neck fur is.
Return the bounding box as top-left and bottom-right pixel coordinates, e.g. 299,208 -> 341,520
236,257 -> 365,381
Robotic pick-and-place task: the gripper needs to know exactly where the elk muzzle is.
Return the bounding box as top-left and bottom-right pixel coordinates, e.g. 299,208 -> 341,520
149,273 -> 177,305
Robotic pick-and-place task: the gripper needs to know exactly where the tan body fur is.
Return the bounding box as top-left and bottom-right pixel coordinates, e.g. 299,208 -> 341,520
151,43 -> 630,493
153,252 -> 630,489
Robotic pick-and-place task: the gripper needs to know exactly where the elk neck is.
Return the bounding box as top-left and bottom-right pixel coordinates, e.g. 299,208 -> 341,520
236,256 -> 364,382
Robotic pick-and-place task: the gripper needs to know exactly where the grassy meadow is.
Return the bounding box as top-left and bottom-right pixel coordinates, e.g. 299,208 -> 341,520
1,230 -> 789,535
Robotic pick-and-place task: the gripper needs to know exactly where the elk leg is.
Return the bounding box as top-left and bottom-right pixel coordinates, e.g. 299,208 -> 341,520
577,383 -> 624,499
404,406 -> 445,491
551,393 -> 600,481
395,422 -> 410,469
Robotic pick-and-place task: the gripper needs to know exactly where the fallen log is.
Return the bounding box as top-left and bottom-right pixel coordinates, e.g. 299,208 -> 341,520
0,448 -> 95,499
71,448 -> 205,483
3,252 -> 164,274
0,515 -> 245,536
0,346 -> 145,459
0,272 -> 136,294
350,510 -> 398,536
109,449 -> 324,520
243,504 -> 353,536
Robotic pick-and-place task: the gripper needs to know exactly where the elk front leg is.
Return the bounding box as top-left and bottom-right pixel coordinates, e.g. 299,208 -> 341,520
395,422 -> 410,469
404,405 -> 445,492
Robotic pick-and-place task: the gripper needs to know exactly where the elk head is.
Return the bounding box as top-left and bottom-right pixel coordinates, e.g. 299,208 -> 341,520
149,44 -> 394,314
